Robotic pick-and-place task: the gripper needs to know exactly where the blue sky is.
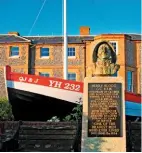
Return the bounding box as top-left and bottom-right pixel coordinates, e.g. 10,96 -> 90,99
0,0 -> 141,36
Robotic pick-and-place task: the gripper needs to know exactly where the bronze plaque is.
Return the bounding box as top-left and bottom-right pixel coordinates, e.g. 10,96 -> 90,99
88,83 -> 122,137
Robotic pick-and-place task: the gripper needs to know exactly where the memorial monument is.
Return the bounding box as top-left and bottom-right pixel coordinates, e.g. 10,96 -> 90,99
81,41 -> 126,152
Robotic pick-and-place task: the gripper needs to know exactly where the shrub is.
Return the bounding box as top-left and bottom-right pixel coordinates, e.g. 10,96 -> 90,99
63,98 -> 83,121
47,116 -> 60,122
0,98 -> 14,121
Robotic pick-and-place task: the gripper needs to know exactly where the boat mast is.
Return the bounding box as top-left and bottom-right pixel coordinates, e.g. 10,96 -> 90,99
63,0 -> 68,80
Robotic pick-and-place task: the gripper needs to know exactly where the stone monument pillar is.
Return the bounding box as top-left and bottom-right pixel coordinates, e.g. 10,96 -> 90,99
81,41 -> 126,152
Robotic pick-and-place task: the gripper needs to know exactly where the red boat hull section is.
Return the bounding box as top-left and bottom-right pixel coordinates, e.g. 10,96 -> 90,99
5,66 -> 141,116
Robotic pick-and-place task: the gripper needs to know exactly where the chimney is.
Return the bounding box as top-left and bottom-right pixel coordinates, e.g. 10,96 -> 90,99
80,26 -> 90,35
8,32 -> 20,36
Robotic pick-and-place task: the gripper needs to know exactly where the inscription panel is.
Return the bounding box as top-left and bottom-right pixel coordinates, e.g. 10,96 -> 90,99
88,83 -> 122,137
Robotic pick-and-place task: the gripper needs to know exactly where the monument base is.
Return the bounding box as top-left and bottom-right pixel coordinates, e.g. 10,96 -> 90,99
81,77 -> 126,152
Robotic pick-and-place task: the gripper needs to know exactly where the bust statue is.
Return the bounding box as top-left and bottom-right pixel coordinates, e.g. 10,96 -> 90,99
87,41 -> 120,76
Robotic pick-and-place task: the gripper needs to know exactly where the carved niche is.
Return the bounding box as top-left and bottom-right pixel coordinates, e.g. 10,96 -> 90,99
87,41 -> 120,76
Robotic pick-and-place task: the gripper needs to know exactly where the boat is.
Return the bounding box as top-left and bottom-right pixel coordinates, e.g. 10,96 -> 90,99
4,65 -> 141,121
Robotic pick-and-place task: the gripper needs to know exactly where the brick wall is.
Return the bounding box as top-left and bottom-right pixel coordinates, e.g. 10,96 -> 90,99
33,44 -> 85,81
0,35 -> 141,97
0,43 -> 29,98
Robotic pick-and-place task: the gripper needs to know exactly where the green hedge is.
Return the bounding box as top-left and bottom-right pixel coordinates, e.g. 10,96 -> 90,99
0,98 -> 14,121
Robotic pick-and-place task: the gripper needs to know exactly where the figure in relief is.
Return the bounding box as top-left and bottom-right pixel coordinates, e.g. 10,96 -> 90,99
87,41 -> 120,76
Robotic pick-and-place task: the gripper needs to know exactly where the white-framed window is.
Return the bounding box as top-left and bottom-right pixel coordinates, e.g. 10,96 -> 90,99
68,47 -> 75,57
127,71 -> 133,92
10,46 -> 19,57
109,41 -> 118,55
39,72 -> 50,77
40,47 -> 49,57
68,73 -> 76,81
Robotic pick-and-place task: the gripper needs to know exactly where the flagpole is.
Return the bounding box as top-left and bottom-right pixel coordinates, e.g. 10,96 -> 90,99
63,0 -> 68,80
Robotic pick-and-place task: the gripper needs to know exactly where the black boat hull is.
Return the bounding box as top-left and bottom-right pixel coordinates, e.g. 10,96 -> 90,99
8,88 -> 77,121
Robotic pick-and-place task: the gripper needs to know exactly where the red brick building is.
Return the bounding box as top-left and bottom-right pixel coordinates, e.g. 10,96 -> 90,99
0,27 -> 141,97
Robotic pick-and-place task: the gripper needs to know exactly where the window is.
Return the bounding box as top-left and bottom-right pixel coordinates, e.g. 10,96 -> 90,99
127,71 -> 133,92
40,48 -> 49,57
109,41 -> 118,54
68,47 -> 75,57
68,73 -> 76,81
10,46 -> 19,56
39,72 -> 50,77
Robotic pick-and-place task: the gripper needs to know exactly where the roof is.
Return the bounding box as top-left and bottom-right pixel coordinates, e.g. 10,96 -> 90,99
0,35 -> 31,43
0,34 -> 141,44
126,34 -> 141,41
23,36 -> 95,44
24,34 -> 141,44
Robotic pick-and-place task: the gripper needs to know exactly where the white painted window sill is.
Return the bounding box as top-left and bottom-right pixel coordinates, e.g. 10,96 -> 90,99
40,56 -> 50,59
9,56 -> 19,58
68,56 -> 76,59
